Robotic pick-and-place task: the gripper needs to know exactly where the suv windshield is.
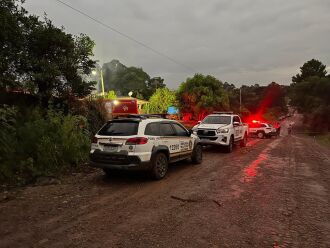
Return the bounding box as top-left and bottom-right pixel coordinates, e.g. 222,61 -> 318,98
98,121 -> 139,136
202,116 -> 231,125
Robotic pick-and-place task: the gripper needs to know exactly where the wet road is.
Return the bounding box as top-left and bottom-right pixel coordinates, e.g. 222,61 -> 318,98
0,126 -> 329,247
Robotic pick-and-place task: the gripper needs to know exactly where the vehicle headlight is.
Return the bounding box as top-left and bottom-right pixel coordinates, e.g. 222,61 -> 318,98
216,128 -> 229,134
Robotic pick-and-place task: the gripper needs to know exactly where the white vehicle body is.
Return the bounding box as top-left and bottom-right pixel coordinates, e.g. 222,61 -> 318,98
248,122 -> 276,138
192,114 -> 248,152
90,115 -> 202,179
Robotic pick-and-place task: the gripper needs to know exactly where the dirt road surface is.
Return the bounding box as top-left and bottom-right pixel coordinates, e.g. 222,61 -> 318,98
1,117 -> 329,248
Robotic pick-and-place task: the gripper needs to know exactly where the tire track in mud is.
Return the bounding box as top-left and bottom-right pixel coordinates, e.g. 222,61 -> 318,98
254,134 -> 330,248
2,135 -> 329,248
0,138 -> 269,248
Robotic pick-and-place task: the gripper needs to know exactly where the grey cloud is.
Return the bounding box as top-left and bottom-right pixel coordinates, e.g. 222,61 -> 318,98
24,0 -> 330,88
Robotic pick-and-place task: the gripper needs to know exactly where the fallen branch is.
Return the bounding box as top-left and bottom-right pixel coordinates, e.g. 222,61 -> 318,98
212,199 -> 222,207
170,195 -> 198,203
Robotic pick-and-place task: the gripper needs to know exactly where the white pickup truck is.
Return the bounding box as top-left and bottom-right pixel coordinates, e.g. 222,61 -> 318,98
192,113 -> 248,153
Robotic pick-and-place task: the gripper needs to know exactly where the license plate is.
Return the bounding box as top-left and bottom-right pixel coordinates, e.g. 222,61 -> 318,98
103,146 -> 118,152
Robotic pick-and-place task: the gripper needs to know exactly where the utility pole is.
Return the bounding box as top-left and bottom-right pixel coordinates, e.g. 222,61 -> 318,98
100,69 -> 105,96
239,87 -> 242,113
92,68 -> 105,96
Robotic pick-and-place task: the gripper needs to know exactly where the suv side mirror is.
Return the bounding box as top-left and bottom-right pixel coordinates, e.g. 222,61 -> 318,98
188,129 -> 193,136
233,121 -> 240,126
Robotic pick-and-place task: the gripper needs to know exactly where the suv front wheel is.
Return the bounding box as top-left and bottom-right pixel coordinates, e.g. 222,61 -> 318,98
151,152 -> 168,180
225,136 -> 234,153
191,144 -> 203,164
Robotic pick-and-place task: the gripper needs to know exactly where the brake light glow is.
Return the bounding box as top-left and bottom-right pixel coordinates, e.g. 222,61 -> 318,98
126,137 -> 148,145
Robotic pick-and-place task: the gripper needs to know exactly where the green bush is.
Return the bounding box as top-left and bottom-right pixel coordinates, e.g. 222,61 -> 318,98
69,98 -> 108,136
317,133 -> 330,146
0,105 -> 90,184
0,105 -> 19,179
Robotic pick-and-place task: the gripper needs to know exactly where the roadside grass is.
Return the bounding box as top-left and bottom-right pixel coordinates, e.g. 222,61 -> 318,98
316,133 -> 330,147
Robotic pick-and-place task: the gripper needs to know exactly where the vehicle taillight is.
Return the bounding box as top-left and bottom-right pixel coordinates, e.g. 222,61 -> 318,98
126,137 -> 148,145
91,136 -> 98,144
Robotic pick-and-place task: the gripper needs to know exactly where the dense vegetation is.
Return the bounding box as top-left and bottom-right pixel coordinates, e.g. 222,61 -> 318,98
0,106 -> 91,184
177,74 -> 230,120
1,1 -> 328,184
0,0 -> 99,183
0,1 -> 96,105
101,60 -> 165,100
176,74 -> 287,121
289,59 -> 330,132
143,88 -> 176,114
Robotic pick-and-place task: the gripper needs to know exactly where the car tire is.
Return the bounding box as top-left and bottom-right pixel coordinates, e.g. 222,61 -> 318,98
151,152 -> 168,180
225,136 -> 234,153
103,168 -> 116,177
257,131 -> 264,139
240,133 -> 247,147
191,144 -> 203,164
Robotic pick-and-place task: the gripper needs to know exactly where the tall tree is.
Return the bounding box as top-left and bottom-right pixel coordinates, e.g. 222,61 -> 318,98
143,88 -> 176,114
142,77 -> 166,99
24,21 -> 96,102
102,60 -> 151,99
292,59 -> 327,83
0,0 -> 96,103
0,0 -> 34,89
290,59 -> 330,131
257,82 -> 287,115
177,74 -> 229,119
240,84 -> 264,113
223,82 -> 240,112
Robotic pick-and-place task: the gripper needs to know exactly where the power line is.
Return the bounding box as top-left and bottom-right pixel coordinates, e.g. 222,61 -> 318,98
54,0 -> 196,72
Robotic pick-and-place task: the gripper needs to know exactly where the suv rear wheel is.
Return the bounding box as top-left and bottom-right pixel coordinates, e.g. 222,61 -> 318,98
240,133 -> 247,147
191,144 -> 202,164
151,153 -> 168,180
257,131 -> 264,139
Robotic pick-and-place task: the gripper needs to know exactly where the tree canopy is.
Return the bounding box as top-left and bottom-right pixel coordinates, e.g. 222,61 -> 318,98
1,0 -> 96,104
292,59 -> 327,83
177,74 -> 229,119
290,59 -> 330,131
102,60 -> 165,100
143,88 -> 176,114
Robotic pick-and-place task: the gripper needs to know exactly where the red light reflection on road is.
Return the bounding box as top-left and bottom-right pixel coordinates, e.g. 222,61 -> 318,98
244,153 -> 267,182
246,138 -> 260,147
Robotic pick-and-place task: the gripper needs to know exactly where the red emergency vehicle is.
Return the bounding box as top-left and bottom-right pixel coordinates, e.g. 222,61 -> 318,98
104,98 -> 138,118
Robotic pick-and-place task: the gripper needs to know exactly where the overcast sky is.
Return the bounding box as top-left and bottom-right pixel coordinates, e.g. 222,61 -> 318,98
25,0 -> 330,88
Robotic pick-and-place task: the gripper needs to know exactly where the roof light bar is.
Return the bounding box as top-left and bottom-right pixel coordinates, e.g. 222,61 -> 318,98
213,111 -> 234,115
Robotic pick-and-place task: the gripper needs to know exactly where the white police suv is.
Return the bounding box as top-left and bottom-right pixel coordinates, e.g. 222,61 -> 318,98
90,115 -> 202,179
192,113 -> 248,153
248,122 -> 277,138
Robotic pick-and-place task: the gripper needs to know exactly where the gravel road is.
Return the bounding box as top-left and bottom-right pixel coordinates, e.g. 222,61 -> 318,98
1,116 -> 329,248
